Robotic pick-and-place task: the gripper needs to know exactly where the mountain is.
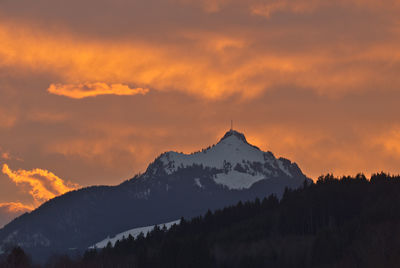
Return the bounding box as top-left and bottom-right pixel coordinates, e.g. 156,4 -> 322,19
0,129 -> 309,261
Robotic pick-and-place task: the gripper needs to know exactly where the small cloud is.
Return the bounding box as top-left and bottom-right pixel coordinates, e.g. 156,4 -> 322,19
0,202 -> 34,227
2,164 -> 79,205
1,152 -> 11,160
0,147 -> 23,162
0,147 -> 10,160
47,82 -> 149,99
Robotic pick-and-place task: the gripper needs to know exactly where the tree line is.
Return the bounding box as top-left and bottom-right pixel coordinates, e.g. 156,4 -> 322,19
3,172 -> 400,267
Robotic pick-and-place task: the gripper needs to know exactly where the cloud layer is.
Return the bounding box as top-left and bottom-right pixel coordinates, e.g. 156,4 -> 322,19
1,0 -> 399,100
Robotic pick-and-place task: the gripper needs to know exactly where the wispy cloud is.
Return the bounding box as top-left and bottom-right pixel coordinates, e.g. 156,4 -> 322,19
0,202 -> 34,213
251,1 -> 316,18
48,82 -> 149,99
2,164 -> 79,205
26,111 -> 69,123
0,147 -> 22,162
250,0 -> 400,18
0,161 -> 76,226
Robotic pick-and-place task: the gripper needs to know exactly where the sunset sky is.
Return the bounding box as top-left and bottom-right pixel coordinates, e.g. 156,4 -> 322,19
1,0 -> 400,226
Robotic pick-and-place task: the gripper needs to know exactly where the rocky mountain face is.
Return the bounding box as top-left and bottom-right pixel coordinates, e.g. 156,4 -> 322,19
0,130 -> 309,261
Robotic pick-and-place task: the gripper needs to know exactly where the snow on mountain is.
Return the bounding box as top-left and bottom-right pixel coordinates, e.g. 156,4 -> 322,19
160,131 -> 266,172
154,130 -> 295,190
90,220 -> 180,249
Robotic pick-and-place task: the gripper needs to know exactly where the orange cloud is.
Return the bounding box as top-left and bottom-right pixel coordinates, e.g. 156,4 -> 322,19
0,1 -> 399,100
1,18 -> 382,100
1,152 -> 10,160
0,202 -> 34,213
2,164 -> 79,205
48,82 -> 149,99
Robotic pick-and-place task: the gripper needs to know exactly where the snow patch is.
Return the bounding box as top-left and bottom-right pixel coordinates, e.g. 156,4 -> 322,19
194,178 -> 204,188
214,171 -> 266,190
90,220 -> 180,249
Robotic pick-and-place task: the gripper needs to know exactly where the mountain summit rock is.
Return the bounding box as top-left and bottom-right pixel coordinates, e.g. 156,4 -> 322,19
0,129 -> 309,261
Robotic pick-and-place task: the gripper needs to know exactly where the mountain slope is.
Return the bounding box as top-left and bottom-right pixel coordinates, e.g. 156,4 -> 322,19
0,129 -> 309,260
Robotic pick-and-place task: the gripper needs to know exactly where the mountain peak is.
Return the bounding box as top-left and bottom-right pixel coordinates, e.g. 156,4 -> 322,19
217,129 -> 260,150
219,129 -> 248,144
148,128 -> 298,189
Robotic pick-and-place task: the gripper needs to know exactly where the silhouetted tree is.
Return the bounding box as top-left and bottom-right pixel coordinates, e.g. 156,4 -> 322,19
3,247 -> 31,268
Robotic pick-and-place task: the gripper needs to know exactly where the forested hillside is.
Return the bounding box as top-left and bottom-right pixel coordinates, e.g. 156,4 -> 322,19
3,173 -> 400,268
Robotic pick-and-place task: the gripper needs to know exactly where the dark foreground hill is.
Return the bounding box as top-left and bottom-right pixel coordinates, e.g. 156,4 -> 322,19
36,173 -> 400,268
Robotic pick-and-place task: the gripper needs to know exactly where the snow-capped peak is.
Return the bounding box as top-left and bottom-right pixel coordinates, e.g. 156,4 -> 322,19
218,129 -> 254,146
147,129 -> 298,190
160,130 -> 265,171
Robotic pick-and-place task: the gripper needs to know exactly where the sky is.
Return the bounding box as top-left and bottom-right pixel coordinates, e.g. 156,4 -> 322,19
1,0 -> 400,227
